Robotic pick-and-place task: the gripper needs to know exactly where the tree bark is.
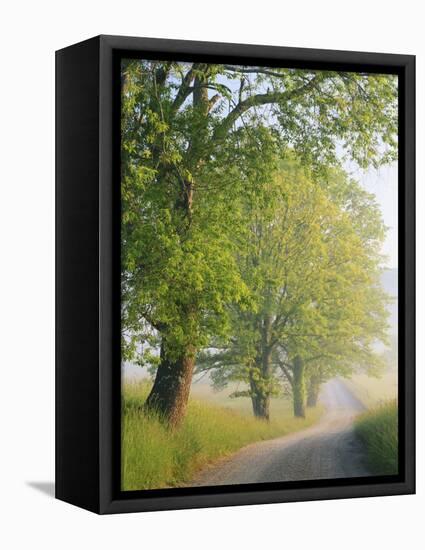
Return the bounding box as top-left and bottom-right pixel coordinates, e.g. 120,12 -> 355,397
292,355 -> 306,418
307,374 -> 321,407
249,371 -> 270,420
144,342 -> 196,428
144,75 -> 209,427
248,315 -> 273,420
250,392 -> 270,420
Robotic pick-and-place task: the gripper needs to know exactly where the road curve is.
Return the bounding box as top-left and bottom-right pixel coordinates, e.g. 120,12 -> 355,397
191,378 -> 370,486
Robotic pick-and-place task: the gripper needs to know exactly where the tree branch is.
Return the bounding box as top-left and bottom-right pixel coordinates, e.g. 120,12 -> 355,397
278,360 -> 293,386
223,65 -> 295,78
212,76 -> 319,141
170,63 -> 200,113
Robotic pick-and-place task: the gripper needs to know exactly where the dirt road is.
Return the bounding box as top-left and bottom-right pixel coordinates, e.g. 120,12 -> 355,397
192,378 -> 370,486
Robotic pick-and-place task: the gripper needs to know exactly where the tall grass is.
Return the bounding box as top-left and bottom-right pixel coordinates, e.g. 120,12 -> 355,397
355,400 -> 398,475
122,381 -> 322,490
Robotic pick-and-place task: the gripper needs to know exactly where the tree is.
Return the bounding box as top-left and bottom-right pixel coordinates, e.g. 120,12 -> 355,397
274,166 -> 390,417
201,158 -> 389,419
121,60 -> 397,426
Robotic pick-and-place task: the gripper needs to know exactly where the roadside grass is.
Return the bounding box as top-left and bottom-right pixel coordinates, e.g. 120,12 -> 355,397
122,381 -> 323,491
355,400 -> 398,475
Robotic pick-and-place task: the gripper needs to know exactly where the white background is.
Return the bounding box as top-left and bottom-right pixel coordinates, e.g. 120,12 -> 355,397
0,1 -> 422,548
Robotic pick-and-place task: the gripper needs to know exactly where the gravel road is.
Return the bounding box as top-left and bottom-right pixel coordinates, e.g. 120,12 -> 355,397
192,378 -> 370,486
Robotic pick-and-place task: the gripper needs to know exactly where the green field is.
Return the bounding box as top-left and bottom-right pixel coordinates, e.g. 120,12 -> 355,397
191,381 -> 299,416
343,371 -> 398,408
122,381 -> 323,491
355,400 -> 398,475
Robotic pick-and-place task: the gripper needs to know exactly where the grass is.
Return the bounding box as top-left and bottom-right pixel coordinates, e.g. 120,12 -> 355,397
354,400 -> 398,475
343,370 -> 398,408
122,381 -> 323,491
191,381 -> 298,416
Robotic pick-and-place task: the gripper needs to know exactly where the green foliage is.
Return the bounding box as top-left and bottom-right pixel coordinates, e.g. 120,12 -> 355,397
122,381 -> 322,490
355,400 -> 398,475
121,60 -> 397,371
200,156 -> 390,411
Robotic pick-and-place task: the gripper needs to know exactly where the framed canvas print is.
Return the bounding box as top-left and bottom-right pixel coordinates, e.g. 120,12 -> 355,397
56,35 -> 415,514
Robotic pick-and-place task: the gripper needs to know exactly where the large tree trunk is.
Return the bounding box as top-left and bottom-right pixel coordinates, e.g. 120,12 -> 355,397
248,315 -> 272,420
249,374 -> 270,420
143,75 -> 208,428
292,355 -> 306,418
250,392 -> 270,420
307,374 -> 321,407
144,342 -> 195,428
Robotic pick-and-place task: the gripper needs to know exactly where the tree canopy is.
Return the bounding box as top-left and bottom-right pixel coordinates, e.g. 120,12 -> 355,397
198,157 -> 389,417
120,59 -> 397,425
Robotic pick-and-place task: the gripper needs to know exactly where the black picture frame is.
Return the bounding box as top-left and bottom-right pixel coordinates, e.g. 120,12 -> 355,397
56,35 -> 415,514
